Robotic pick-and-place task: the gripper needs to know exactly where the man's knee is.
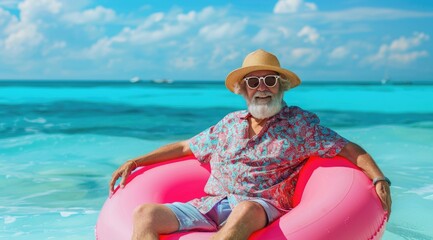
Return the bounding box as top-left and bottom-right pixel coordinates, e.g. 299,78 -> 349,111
232,201 -> 267,225
236,201 -> 265,215
215,201 -> 267,238
133,203 -> 179,233
133,204 -> 161,225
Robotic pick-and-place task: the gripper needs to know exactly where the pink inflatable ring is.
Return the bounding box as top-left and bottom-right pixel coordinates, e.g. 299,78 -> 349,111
96,156 -> 387,239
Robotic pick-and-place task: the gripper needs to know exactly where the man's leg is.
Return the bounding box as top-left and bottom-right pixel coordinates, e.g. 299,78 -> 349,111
211,201 -> 267,240
132,203 -> 179,240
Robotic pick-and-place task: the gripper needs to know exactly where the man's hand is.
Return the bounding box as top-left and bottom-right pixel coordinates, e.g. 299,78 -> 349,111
107,140 -> 192,195
109,160 -> 138,195
375,181 -> 392,220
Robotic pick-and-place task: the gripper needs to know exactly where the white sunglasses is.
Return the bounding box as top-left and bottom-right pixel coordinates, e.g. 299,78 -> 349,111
243,75 -> 280,89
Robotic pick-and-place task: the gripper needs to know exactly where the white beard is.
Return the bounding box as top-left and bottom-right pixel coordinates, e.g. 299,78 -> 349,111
246,91 -> 284,119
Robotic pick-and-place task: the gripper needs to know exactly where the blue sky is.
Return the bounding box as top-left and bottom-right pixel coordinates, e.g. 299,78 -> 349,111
0,0 -> 432,82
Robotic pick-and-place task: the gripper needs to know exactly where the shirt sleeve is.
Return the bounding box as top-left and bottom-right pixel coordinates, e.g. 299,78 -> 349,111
189,116 -> 227,164
299,109 -> 349,158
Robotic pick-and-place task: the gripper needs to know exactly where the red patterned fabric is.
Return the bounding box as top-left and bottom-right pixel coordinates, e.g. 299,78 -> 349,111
188,105 -> 348,214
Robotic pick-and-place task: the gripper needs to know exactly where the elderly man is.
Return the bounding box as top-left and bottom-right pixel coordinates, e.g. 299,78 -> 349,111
109,49 -> 392,240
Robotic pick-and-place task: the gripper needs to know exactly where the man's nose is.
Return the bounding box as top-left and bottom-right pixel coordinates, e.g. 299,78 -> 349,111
257,80 -> 268,91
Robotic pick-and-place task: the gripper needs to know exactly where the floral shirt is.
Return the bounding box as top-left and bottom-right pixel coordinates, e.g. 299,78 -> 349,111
188,105 -> 348,214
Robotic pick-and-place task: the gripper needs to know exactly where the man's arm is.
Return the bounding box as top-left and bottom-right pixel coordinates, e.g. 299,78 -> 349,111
109,140 -> 193,193
338,142 -> 392,220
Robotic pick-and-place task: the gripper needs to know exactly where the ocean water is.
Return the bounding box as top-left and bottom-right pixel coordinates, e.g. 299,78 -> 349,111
0,81 -> 432,239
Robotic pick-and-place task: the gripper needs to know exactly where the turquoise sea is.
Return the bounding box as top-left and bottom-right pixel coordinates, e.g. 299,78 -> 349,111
1,81 -> 432,239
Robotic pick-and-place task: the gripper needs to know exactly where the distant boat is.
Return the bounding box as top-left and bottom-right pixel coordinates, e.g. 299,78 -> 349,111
381,76 -> 390,85
381,61 -> 391,85
381,72 -> 391,85
130,76 -> 141,83
151,79 -> 173,84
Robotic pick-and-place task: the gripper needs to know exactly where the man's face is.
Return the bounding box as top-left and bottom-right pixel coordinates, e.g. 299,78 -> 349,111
244,70 -> 280,103
243,70 -> 284,119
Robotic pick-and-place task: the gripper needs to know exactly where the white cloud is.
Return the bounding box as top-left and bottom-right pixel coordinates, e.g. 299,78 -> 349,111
18,0 -> 62,22
252,26 -> 292,45
1,0 -> 104,59
63,6 -> 116,24
199,19 -> 246,41
388,51 -> 428,64
141,12 -> 165,28
42,41 -> 66,56
208,46 -> 240,69
2,1 -> 432,81
172,57 -> 196,69
297,25 -> 319,44
318,7 -> 433,22
274,0 -> 317,14
86,37 -> 114,58
291,48 -> 311,58
367,32 -> 430,65
329,46 -> 349,59
177,11 -> 196,23
197,6 -> 218,21
84,7 -> 220,59
4,23 -> 44,54
304,2 -> 317,11
0,0 -> 20,8
277,27 -> 291,38
1,0 -> 63,56
222,51 -> 239,62
85,13 -> 171,57
389,32 -> 429,51
274,0 -> 301,13
0,7 -> 17,29
289,48 -> 321,66
176,6 -> 216,23
252,28 -> 274,44
124,20 -> 187,44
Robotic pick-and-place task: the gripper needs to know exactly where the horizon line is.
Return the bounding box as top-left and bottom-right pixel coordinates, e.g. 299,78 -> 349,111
1,79 -> 433,86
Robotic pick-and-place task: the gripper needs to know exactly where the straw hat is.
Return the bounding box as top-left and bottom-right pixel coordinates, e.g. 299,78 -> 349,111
225,49 -> 301,93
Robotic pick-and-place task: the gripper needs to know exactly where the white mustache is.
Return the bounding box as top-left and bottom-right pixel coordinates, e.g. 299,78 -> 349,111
253,91 -> 273,98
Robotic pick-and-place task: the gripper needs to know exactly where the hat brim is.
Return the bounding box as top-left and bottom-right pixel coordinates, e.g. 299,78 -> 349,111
225,65 -> 301,93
